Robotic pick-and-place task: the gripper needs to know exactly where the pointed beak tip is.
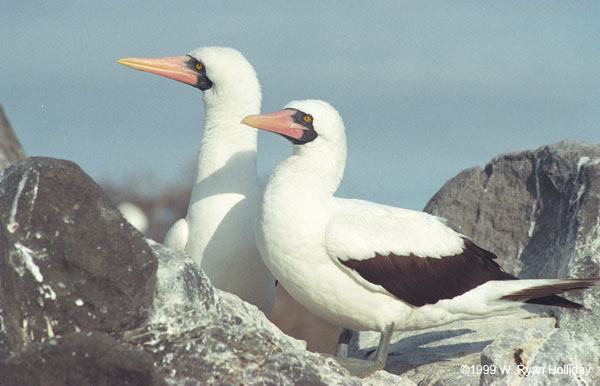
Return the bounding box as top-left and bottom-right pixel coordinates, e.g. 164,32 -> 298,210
241,115 -> 257,127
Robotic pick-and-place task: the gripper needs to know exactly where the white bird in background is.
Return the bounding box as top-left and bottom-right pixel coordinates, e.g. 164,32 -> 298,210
241,99 -> 599,377
117,202 -> 149,234
118,47 -> 275,313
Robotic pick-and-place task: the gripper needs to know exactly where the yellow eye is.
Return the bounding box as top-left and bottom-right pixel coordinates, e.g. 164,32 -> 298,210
303,115 -> 312,123
195,63 -> 203,71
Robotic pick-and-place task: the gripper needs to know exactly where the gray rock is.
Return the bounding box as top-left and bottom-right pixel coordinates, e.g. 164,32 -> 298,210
0,106 -> 25,360
0,302 -> 9,361
0,105 -> 26,173
0,158 -> 157,353
128,241 -> 413,385
480,325 -> 600,385
361,371 -> 417,386
350,141 -> 600,384
350,310 -> 556,386
424,141 -> 600,334
0,331 -> 165,386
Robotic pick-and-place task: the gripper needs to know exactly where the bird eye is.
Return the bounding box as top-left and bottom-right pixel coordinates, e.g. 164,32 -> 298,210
303,115 -> 312,123
195,63 -> 203,71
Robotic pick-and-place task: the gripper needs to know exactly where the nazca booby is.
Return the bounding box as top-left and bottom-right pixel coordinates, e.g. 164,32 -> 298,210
241,99 -> 599,376
117,47 -> 275,313
117,202 -> 149,234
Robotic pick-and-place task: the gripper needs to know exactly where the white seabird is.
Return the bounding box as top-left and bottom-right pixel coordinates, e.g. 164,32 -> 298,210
117,202 -> 149,234
118,47 -> 275,313
241,99 -> 599,376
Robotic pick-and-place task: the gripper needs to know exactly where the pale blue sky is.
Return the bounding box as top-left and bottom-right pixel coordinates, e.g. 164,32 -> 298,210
2,1 -> 599,209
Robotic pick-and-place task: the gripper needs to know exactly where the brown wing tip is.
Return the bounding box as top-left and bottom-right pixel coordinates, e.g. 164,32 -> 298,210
501,278 -> 599,309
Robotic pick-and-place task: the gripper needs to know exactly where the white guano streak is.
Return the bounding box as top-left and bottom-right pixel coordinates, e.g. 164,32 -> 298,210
574,157 -> 590,203
528,158 -> 541,238
15,243 -> 44,282
7,171 -> 29,233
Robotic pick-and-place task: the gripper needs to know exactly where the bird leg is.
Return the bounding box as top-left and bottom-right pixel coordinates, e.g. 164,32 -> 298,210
373,323 -> 394,365
335,328 -> 354,357
327,323 -> 394,378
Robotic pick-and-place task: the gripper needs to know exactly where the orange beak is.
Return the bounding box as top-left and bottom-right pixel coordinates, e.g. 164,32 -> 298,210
117,56 -> 199,86
242,109 -> 307,141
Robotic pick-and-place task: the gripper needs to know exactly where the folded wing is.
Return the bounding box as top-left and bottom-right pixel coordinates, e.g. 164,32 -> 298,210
325,199 -> 513,306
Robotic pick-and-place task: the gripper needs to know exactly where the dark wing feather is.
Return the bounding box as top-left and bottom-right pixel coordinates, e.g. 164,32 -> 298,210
504,279 -> 599,309
340,239 -> 513,306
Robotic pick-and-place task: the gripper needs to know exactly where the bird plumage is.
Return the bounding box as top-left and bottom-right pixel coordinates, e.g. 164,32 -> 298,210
120,47 -> 275,313
244,99 -> 597,335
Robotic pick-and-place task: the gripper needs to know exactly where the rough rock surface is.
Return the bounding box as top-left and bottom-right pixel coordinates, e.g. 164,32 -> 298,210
0,331 -> 165,386
481,325 -> 600,385
0,105 -> 26,173
350,310 -> 561,386
127,241 -> 377,385
0,157 -> 157,354
0,157 -> 416,385
350,141 -> 600,385
424,141 -> 600,335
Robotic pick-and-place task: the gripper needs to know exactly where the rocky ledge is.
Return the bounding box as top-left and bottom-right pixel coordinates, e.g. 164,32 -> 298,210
350,140 -> 600,385
1,141 -> 599,385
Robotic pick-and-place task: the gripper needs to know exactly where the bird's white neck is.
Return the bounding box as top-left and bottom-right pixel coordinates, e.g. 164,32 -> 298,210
257,143 -> 346,260
266,142 -> 347,202
194,92 -> 260,184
